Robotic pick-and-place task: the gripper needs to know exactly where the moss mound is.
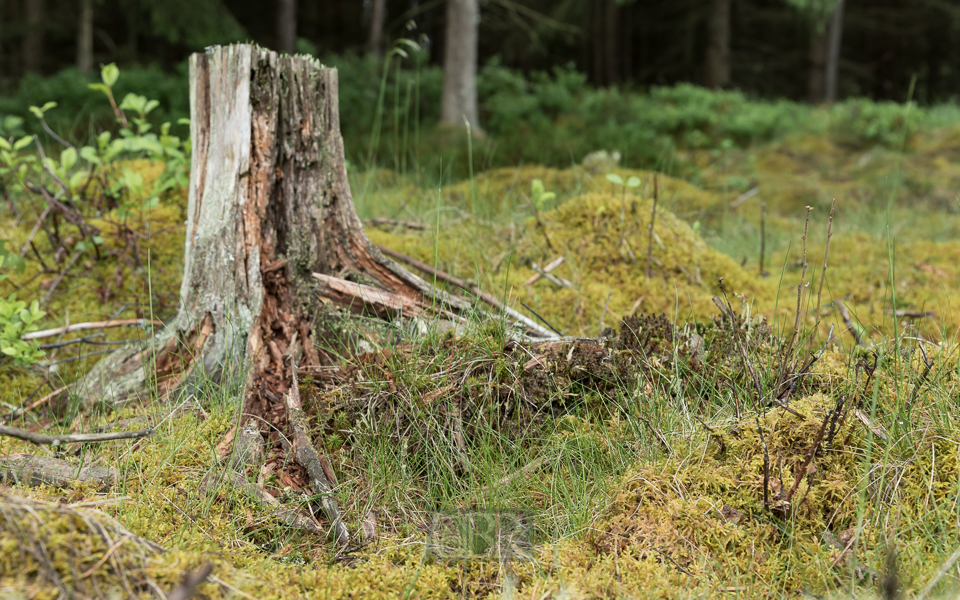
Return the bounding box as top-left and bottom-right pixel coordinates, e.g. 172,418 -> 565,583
592,392 -> 960,592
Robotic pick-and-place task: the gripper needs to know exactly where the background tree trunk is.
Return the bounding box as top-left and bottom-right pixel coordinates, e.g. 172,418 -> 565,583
704,0 -> 731,88
808,16 -> 829,102
603,0 -> 620,86
22,0 -> 43,73
825,0 -> 845,103
276,0 -> 297,54
441,0 -> 480,130
369,0 -> 386,59
126,0 -> 138,63
77,0 -> 93,74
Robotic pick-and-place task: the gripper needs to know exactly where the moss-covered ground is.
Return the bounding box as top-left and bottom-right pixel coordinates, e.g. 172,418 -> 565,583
3,125 -> 960,598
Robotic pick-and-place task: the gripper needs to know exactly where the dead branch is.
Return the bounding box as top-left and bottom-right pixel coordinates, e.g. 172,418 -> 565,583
200,470 -> 325,535
1,384 -> 71,424
0,453 -> 118,490
19,205 -> 51,257
313,272 -> 463,322
22,318 -> 161,341
378,245 -> 557,338
523,255 -> 565,286
784,408 -> 831,504
40,248 -> 82,307
836,300 -> 866,346
529,262 -> 573,288
0,424 -> 154,446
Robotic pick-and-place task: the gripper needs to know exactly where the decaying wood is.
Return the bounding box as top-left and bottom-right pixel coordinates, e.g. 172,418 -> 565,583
285,359 -> 349,545
0,453 -> 118,490
377,245 -> 557,338
0,424 -> 154,446
314,272 -> 464,322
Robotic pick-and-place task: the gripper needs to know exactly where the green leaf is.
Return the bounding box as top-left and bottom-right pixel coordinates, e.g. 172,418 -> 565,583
60,147 -> 77,171
68,171 -> 88,189
101,63 -> 120,87
13,136 -> 33,151
606,173 -> 624,186
531,179 -> 545,197
3,116 -> 24,131
28,106 -> 44,119
177,118 -> 191,126
626,176 -> 641,188
88,83 -> 109,95
0,139 -> 10,151
41,101 -> 57,112
144,99 -> 160,114
79,146 -> 101,165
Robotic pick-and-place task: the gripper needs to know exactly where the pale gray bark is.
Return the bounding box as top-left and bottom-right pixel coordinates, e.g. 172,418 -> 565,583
704,0 -> 731,89
77,0 -> 94,73
825,0 -> 845,103
276,0 -> 297,54
441,0 -> 480,130
369,0 -> 387,59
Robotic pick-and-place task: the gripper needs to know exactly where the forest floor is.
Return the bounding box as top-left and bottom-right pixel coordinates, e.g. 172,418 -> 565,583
3,125 -> 960,598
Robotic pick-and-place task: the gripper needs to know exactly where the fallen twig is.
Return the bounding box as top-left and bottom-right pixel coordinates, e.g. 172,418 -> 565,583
0,424 -> 154,445
523,255 -> 564,286
520,302 -> 564,336
1,384 -> 71,424
41,248 -> 83,307
530,262 -> 573,288
22,318 -> 161,341
836,300 -> 866,346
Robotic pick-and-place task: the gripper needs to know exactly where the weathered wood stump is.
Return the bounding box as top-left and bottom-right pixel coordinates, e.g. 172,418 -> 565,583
76,44 -> 475,544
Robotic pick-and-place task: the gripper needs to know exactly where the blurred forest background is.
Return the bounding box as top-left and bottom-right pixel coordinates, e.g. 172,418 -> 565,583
3,0 -> 960,102
3,0 -> 960,179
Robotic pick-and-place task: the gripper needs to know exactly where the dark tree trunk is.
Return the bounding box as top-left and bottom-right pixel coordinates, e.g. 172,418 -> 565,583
825,0 -> 845,103
369,0 -> 386,59
704,0 -> 731,88
276,0 -> 297,54
603,0 -> 619,86
77,0 -> 94,73
441,0 -> 480,130
808,21 -> 828,103
126,0 -> 138,63
22,0 -> 43,73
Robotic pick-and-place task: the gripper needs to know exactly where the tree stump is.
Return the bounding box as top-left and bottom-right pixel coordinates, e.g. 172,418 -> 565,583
76,44 -> 474,543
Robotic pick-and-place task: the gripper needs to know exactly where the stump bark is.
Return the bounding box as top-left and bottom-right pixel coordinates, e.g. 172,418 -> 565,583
83,44 -> 467,407
76,44 -> 478,542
